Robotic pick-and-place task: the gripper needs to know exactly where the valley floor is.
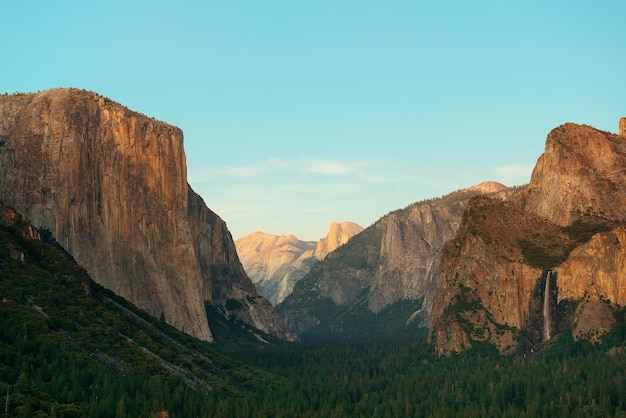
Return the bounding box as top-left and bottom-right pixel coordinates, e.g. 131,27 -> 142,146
212,331 -> 626,418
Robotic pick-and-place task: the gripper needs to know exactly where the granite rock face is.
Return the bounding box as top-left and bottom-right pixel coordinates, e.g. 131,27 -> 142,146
557,226 -> 626,307
0,89 -> 294,342
428,197 -> 552,355
314,222 -> 364,260
278,183 -> 513,337
557,226 -> 626,342
235,232 -> 317,305
430,123 -> 626,354
236,222 -> 363,305
0,199 -> 41,252
522,123 -> 626,345
524,123 -> 626,226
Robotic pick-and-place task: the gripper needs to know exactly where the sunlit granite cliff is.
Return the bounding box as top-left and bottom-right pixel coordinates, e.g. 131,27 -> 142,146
0,88 -> 294,342
429,121 -> 626,354
314,221 -> 364,260
236,232 -> 316,306
235,222 -> 363,305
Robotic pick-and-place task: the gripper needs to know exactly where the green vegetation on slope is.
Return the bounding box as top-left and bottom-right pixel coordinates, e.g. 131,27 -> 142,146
3,201 -> 626,417
301,296 -> 427,342
517,215 -> 617,269
0,210 -> 272,417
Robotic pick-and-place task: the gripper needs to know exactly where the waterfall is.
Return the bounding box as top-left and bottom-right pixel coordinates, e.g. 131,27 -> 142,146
542,270 -> 551,342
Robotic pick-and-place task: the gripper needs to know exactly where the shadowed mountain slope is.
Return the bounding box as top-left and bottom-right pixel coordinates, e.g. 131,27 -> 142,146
277,182 -> 513,340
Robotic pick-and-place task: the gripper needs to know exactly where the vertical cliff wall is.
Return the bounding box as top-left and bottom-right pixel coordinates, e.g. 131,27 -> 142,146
557,226 -> 626,342
524,123 -> 626,226
0,89 -> 292,342
367,198 -> 464,318
314,222 -> 364,260
187,189 -> 296,338
428,197 -> 552,355
278,183 -> 513,337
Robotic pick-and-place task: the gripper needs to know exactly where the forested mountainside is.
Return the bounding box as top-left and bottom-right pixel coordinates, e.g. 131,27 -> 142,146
0,199 -> 276,417
0,88 -> 292,343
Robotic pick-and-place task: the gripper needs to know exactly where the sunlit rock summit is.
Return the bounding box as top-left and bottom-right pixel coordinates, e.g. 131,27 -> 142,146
235,221 -> 363,305
430,121 -> 626,354
0,88 -> 294,342
314,221 -> 364,260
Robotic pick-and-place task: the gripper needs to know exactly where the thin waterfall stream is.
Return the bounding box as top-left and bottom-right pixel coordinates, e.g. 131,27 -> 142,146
542,270 -> 552,342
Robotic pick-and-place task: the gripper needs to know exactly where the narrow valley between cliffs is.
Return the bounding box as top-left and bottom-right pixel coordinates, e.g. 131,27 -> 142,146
1,88 -> 626,416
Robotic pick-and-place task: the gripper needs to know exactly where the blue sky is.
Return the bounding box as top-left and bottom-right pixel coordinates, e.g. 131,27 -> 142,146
2,1 -> 625,241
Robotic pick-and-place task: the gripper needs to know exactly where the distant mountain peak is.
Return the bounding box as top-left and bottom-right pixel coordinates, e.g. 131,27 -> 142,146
236,221 -> 363,305
467,181 -> 508,194
314,221 -> 364,260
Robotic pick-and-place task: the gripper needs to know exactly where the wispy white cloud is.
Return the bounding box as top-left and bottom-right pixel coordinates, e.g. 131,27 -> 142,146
493,164 -> 533,182
300,159 -> 351,175
188,156 -> 450,239
189,157 -> 373,183
189,158 -> 284,182
189,157 -> 433,186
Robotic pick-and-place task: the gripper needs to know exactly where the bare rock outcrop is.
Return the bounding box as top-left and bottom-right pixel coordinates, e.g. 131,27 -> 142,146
367,197 -> 466,316
235,232 -> 317,305
468,181 -> 509,194
0,199 -> 42,264
557,225 -> 626,342
429,197 -> 554,355
371,183 -> 513,320
0,88 -> 293,342
557,226 -> 626,306
235,222 -> 363,305
314,222 -> 364,260
521,123 -> 626,344
523,123 -> 626,226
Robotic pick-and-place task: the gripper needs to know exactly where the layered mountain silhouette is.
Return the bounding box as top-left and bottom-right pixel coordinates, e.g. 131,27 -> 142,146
277,181 -> 514,340
277,120 -> 626,351
2,88 -> 624,355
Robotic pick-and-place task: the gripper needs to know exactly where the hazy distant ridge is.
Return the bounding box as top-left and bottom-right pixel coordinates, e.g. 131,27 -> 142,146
236,222 -> 363,305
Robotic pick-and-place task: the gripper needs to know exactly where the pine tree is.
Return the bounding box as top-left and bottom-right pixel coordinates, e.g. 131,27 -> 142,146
116,397 -> 127,418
